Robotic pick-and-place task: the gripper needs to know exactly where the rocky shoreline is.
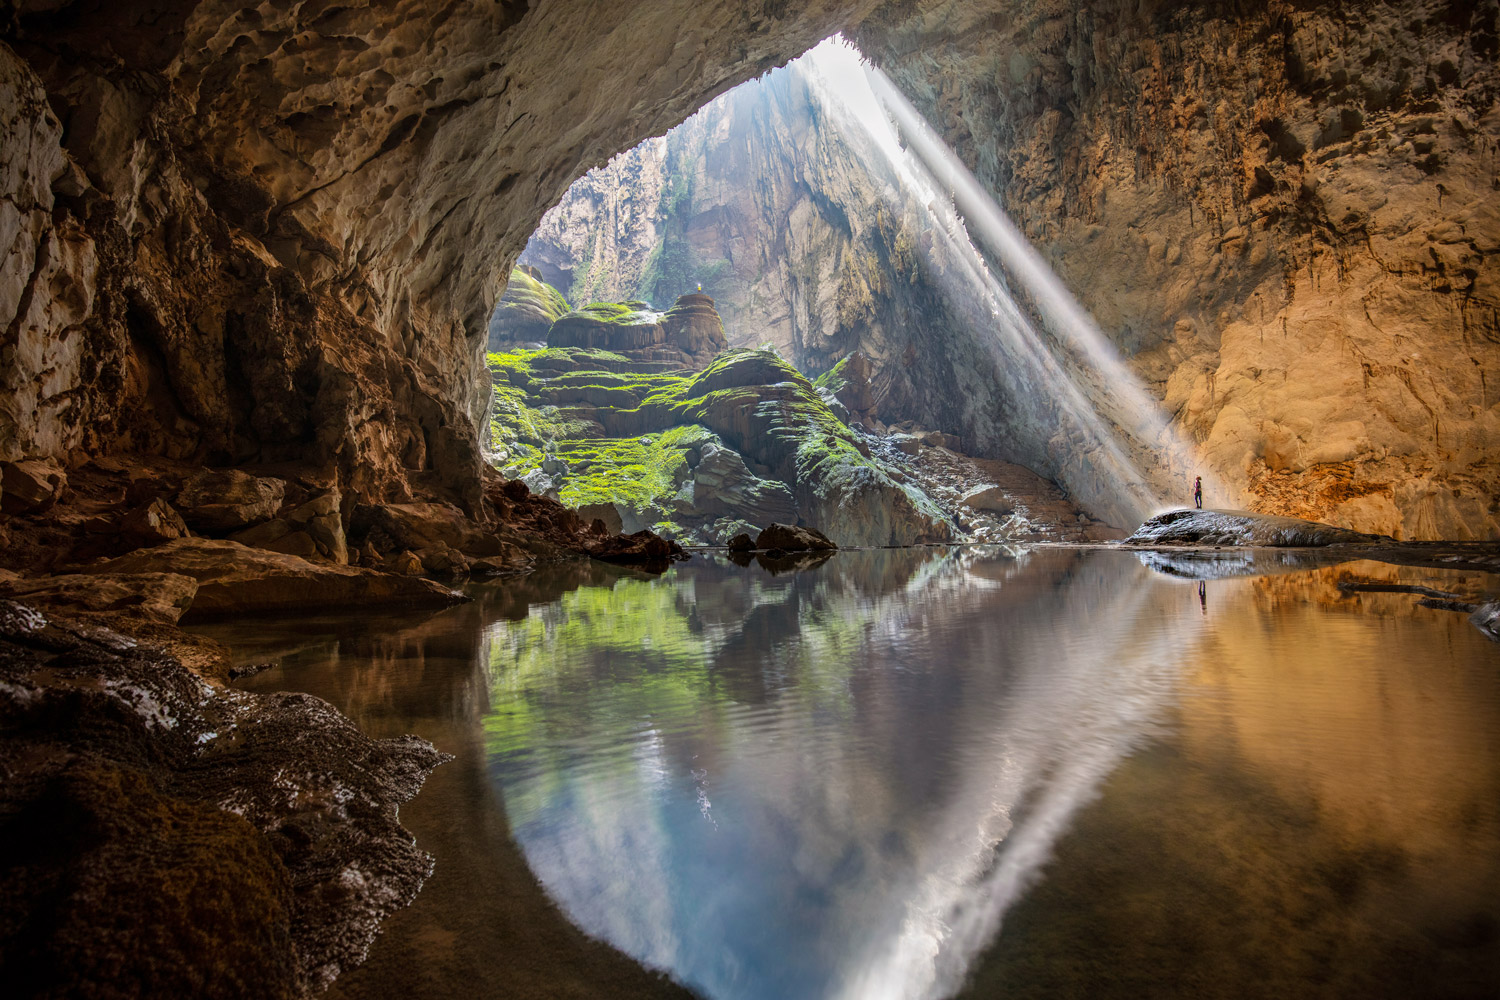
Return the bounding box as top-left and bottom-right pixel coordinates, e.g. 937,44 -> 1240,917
0,598 -> 449,998
2,499 -> 1496,995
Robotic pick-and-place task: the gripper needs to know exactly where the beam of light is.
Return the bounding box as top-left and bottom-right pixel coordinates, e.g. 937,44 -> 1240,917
799,36 -> 1227,528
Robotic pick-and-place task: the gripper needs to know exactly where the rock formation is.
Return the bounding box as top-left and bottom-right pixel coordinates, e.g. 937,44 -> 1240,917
519,54 -> 955,375
486,266 -> 571,350
538,292 -> 729,369
855,0 -> 1500,539
0,1 -> 880,515
488,331 -> 953,547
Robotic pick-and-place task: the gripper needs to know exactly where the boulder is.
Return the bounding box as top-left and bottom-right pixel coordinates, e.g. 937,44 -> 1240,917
231,491 -> 347,564
584,529 -> 687,567
0,572 -> 199,624
95,538 -> 464,620
385,550 -> 425,576
1470,603 -> 1500,643
756,522 -> 837,552
1,458 -> 66,514
576,502 -> 623,535
659,293 -> 728,362
727,532 -> 755,552
830,351 -> 878,414
419,545 -> 469,577
1125,508 -> 1388,547
889,434 -> 922,456
117,498 -> 190,547
350,502 -> 500,558
959,486 -> 1015,517
174,469 -> 285,533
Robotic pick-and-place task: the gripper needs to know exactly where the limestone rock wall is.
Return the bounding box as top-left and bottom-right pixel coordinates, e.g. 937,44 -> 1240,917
0,1 -> 877,509
520,59 -> 951,374
857,0 -> 1500,538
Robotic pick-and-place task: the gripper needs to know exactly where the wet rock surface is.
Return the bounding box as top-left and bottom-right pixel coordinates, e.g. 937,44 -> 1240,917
870,427 -> 1126,543
1126,509 -> 1389,547
756,522 -> 838,552
0,600 -> 449,997
97,539 -> 467,623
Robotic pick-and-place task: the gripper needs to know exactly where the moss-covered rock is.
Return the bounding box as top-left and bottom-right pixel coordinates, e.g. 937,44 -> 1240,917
487,266 -> 571,349
487,344 -> 952,547
549,302 -> 668,353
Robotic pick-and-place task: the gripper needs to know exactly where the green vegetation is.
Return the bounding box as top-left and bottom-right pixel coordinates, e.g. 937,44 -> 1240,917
551,425 -> 714,516
566,301 -> 661,325
487,335 -> 948,545
812,354 -> 853,395
502,267 -> 571,322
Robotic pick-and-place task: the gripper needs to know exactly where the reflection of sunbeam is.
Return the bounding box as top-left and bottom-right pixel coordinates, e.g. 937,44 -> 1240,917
836,562 -> 1198,1000
484,550 -> 1216,1000
798,37 -> 1228,528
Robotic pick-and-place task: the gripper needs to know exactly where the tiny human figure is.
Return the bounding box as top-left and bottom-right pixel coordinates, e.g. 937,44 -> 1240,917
1198,580 -> 1207,612
1193,475 -> 1203,509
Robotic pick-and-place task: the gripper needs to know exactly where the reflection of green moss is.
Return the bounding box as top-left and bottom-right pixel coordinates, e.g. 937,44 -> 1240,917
479,565 -> 881,792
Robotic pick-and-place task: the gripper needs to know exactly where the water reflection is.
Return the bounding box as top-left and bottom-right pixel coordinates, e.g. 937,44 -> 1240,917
214,549 -> 1500,1000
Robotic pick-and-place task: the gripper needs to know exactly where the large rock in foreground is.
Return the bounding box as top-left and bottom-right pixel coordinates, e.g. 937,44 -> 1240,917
1126,509 -> 1387,547
0,599 -> 448,998
97,539 -> 464,621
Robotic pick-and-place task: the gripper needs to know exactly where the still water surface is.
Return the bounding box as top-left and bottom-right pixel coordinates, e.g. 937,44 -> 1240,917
216,548 -> 1500,1000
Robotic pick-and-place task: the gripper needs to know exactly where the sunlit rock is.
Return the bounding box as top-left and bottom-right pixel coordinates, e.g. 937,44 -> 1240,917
95,538 -> 464,620
1126,508 -> 1387,547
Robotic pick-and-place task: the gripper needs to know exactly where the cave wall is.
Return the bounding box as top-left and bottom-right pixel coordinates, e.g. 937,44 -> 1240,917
857,0 -> 1500,538
0,0 -> 878,510
2,0 -> 1495,538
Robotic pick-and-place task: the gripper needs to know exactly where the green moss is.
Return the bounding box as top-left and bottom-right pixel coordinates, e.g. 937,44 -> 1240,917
486,344 -> 947,543
812,354 -> 853,394
562,301 -> 661,326
551,425 -> 714,515
499,268 -> 570,322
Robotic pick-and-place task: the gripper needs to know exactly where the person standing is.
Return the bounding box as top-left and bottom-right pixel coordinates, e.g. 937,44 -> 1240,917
1193,476 -> 1203,509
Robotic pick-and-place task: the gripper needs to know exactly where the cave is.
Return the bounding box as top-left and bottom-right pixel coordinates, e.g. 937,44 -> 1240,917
2,2 -> 1499,998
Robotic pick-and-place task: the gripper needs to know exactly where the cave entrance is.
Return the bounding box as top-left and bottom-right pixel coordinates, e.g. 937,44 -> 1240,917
480,36 -> 1191,548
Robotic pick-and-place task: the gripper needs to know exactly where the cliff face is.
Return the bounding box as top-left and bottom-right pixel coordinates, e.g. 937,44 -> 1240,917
0,1 -> 877,510
520,59 -> 951,373
1,0 -> 1496,539
856,0 -> 1500,538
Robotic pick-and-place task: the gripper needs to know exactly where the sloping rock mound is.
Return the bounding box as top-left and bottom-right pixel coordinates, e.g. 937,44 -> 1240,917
1126,508 -> 1387,547
0,599 -> 448,997
97,538 -> 464,621
757,522 -> 837,552
487,266 -> 571,348
0,571 -> 198,624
